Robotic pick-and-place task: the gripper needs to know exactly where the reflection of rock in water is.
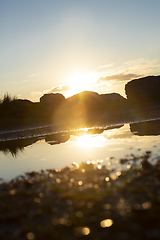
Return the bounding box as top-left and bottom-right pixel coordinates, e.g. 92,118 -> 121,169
130,120 -> 160,136
0,124 -> 125,156
70,128 -> 104,136
105,124 -> 124,131
45,125 -> 124,145
45,133 -> 70,145
0,137 -> 38,156
70,125 -> 124,136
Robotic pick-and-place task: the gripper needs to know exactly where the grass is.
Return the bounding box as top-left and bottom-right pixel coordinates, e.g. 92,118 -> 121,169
0,93 -> 17,105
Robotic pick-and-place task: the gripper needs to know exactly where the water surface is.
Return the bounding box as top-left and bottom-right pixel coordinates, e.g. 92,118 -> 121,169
1,116 -> 160,182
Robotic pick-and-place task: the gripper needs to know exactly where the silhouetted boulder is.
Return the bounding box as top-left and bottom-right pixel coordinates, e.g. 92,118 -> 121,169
67,91 -> 127,111
0,90 -> 129,130
67,91 -> 99,103
38,93 -> 65,123
125,75 -> 160,105
66,91 -> 100,115
54,91 -> 99,120
12,99 -> 34,112
54,91 -> 128,124
99,93 -> 128,110
40,93 -> 65,106
100,93 -> 125,101
14,99 -> 33,106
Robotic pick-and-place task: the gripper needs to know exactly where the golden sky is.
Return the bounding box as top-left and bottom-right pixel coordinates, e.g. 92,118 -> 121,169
1,1 -> 160,101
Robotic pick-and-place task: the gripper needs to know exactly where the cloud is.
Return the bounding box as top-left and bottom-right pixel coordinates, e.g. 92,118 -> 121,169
30,91 -> 44,101
29,73 -> 41,77
97,58 -> 160,83
96,58 -> 160,96
98,73 -> 142,82
50,84 -> 71,92
117,58 -> 160,76
30,83 -> 72,101
30,58 -> 160,101
97,63 -> 114,69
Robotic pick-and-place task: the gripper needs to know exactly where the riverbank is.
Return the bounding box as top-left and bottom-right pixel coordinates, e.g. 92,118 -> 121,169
0,152 -> 160,240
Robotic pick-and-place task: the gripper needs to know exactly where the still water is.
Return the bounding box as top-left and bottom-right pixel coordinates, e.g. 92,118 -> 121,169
1,118 -> 160,182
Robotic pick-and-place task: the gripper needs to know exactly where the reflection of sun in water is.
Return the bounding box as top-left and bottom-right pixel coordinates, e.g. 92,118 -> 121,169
76,134 -> 106,148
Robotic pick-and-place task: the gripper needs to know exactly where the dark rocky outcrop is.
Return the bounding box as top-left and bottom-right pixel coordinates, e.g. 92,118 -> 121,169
0,90 -> 130,131
54,91 -> 128,124
99,93 -> 128,111
40,93 -> 65,106
0,93 -> 66,130
125,75 -> 160,105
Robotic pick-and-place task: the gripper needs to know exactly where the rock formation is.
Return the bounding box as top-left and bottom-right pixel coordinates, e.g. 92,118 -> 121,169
54,91 -> 128,125
125,75 -> 160,105
0,90 -> 129,130
40,93 -> 65,106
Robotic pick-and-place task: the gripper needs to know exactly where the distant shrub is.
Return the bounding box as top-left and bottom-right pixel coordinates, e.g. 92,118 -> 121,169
0,93 -> 17,106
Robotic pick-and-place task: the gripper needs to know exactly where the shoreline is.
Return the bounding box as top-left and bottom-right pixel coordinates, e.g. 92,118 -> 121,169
0,152 -> 160,239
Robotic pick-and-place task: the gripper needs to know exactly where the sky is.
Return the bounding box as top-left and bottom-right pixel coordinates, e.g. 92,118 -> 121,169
1,0 -> 160,101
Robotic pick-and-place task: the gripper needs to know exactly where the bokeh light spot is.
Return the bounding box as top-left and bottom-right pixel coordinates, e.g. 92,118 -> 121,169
26,232 -> 35,240
100,219 -> 113,228
82,227 -> 90,235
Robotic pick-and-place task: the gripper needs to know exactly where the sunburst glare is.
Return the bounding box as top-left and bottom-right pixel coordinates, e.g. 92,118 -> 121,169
67,71 -> 98,96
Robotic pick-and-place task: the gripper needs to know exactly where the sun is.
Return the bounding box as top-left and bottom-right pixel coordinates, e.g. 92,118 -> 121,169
69,74 -> 87,90
69,72 -> 90,91
67,71 -> 97,96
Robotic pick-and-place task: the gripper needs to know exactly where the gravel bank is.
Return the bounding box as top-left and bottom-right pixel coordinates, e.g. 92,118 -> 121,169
0,152 -> 160,240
